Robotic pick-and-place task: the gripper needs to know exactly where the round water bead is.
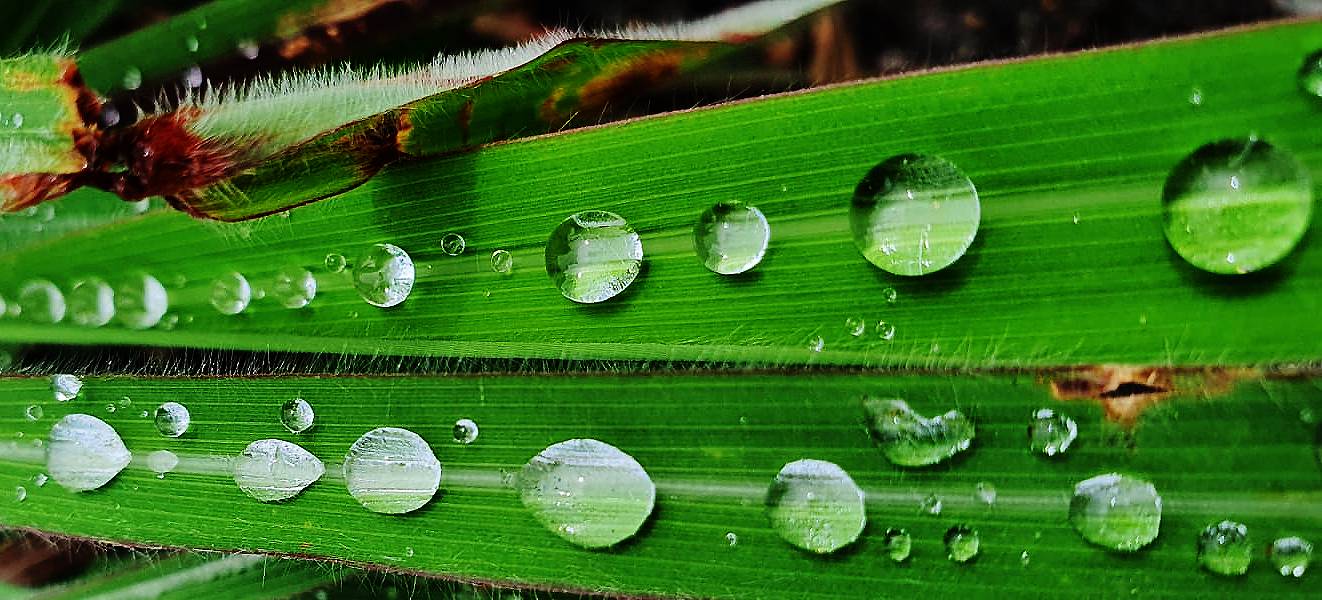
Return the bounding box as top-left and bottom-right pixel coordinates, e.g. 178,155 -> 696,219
24,405 -> 42,421
343,427 -> 441,514
210,272 -> 252,315
975,481 -> 997,505
1270,536 -> 1313,577
850,153 -> 980,276
324,253 -> 347,273
452,418 -> 478,444
1029,408 -> 1078,457
1069,473 -> 1162,552
46,414 -> 131,492
764,458 -> 866,554
920,493 -> 943,515
1300,49 -> 1322,99
114,274 -> 168,329
18,280 -> 66,323
863,397 -> 975,467
1198,520 -> 1251,576
14,486 -> 26,502
1161,138 -> 1313,274
944,525 -> 980,563
234,439 -> 324,502
272,268 -> 316,309
519,438 -> 655,549
490,249 -> 514,274
693,201 -> 770,275
280,397 -> 314,433
68,277 -> 115,327
353,243 -> 415,308
440,232 -> 466,256
846,316 -> 866,337
544,211 -> 643,304
883,528 -> 912,562
154,402 -> 191,437
50,373 -> 83,402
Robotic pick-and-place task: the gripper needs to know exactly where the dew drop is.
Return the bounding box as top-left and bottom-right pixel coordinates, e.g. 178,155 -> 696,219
944,525 -> 980,563
1029,408 -> 1077,457
452,418 -> 478,444
344,427 -> 441,514
236,39 -> 260,60
105,403 -> 116,413
975,481 -> 997,505
1198,520 -> 1251,576
693,201 -> 770,275
210,272 -> 252,315
920,493 -> 943,515
764,458 -> 866,554
47,414 -> 131,492
876,320 -> 896,340
519,438 -> 655,549
18,280 -> 66,323
24,405 -> 42,421
272,268 -> 316,309
1161,138 -> 1312,274
33,473 -> 47,487
182,65 -> 203,88
1270,536 -> 1313,577
863,397 -> 975,467
122,67 -> 142,90
845,316 -> 866,337
882,287 -> 898,304
1069,473 -> 1162,552
280,398 -> 315,434
10,113 -> 22,128
1020,550 -> 1031,567
154,402 -> 191,438
883,528 -> 912,562
490,249 -> 513,274
68,277 -> 115,327
14,486 -> 25,502
1299,49 -> 1322,99
147,450 -> 179,477
725,532 -> 738,546
323,253 -> 347,273
1188,87 -> 1204,106
234,439 -> 324,502
850,153 -> 979,276
352,244 -> 415,308
544,211 -> 643,304
184,35 -> 199,52
807,335 -> 825,352
440,232 -> 466,256
51,374 -> 82,402
114,274 -> 168,329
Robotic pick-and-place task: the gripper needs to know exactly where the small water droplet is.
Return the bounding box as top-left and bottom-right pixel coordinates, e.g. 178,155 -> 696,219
764,459 -> 865,554
452,418 -> 478,444
725,532 -> 738,546
147,450 -> 179,477
875,320 -> 896,340
845,316 -> 866,337
18,280 -> 66,323
159,313 -> 180,330
519,439 -> 655,549
234,439 -> 324,502
139,410 -> 148,418
154,402 -> 191,438
1029,408 -> 1077,457
863,397 -> 974,467
490,249 -> 513,274
68,277 -> 115,327
272,268 -> 316,309
807,335 -> 825,352
118,396 -> 131,408
440,232 -> 466,256
545,211 -> 643,304
101,103 -> 121,127
33,473 -> 47,487
236,39 -> 260,60
105,403 -> 116,413
920,493 -> 943,515
122,67 -> 142,90
353,244 -> 415,308
14,486 -> 25,502
1069,473 -> 1162,552
210,272 -> 252,315
1270,536 -> 1313,577
882,287 -> 898,304
1299,49 -> 1322,99
1198,520 -> 1251,576
47,414 -> 131,492
24,405 -> 42,421
344,427 -> 441,514
184,35 -> 199,52
1188,87 -> 1204,106
694,201 -> 770,275
182,65 -> 203,88
883,528 -> 912,562
114,274 -> 168,329
323,253 -> 347,273
944,525 -> 980,563
405,546 -> 415,557
10,113 -> 22,128
51,374 -> 82,402
975,481 -> 997,505
1072,212 -> 1081,225
281,398 -> 315,433
851,154 -> 980,276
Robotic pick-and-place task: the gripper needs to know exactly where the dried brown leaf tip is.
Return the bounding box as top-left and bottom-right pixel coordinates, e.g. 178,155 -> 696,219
1048,366 -> 1252,425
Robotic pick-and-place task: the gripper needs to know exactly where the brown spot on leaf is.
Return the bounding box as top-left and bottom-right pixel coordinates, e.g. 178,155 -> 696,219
457,98 -> 474,146
539,87 -> 567,125
1048,366 -> 1252,425
576,49 -> 702,116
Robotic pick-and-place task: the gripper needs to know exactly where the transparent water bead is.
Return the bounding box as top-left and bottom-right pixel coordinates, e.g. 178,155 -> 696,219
725,532 -> 738,546
18,280 -> 65,323
114,274 -> 168,329
807,335 -> 825,352
280,398 -> 314,433
883,528 -> 912,562
33,473 -> 47,487
693,201 -> 770,275
1161,138 -> 1313,274
51,374 -> 83,402
353,243 -> 415,308
147,450 -> 179,477
122,67 -> 142,90
764,458 -> 866,554
1029,408 -> 1078,457
272,268 -> 317,309
863,397 -> 975,467
1069,473 -> 1162,552
544,211 -> 643,304
850,153 -> 980,276
344,427 -> 441,514
920,493 -> 943,515
1300,49 -> 1322,99
846,316 -> 866,337
490,249 -> 514,275
210,272 -> 252,315
944,525 -> 980,563
975,481 -> 997,505
68,277 -> 115,327
1271,536 -> 1313,577
519,438 -> 655,549
1198,520 -> 1251,576
324,253 -> 347,273
154,402 -> 191,438
25,405 -> 42,421
440,232 -> 466,256
234,439 -> 324,502
452,418 -> 478,444
47,414 -> 131,492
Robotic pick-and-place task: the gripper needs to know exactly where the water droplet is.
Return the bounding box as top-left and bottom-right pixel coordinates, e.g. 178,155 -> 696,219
24,405 -> 42,421
105,403 -> 116,413
154,402 -> 191,438
272,268 -> 316,309
47,414 -> 131,492
875,320 -> 896,340
1299,49 -> 1322,99
210,272 -> 252,315
1020,550 -> 1031,566
18,280 -> 66,323
807,335 -> 825,352
33,473 -> 47,487
920,492 -> 943,515
544,211 -> 643,304
883,528 -> 912,562
323,253 -> 347,273
1072,212 -> 1081,225
944,525 -> 980,563
234,439 -> 324,502
51,374 -> 82,402
1069,473 -> 1162,552
344,427 -> 441,514
1198,520 -> 1251,576
975,481 -> 997,505
452,418 -> 478,444
490,249 -> 513,274
1029,408 -> 1077,457
845,316 -> 866,337
440,232 -> 466,256
10,113 -> 22,128
764,458 -> 866,554
183,65 -> 203,88
68,277 -> 115,327
1188,87 -> 1204,106
236,39 -> 260,60
725,532 -> 738,546
353,244 -> 415,308
101,103 -> 121,127
184,35 -> 199,52
1162,138 -> 1313,274
147,450 -> 179,477
863,397 -> 975,467
122,67 -> 142,90
114,274 -> 168,329
693,201 -> 770,275
519,438 -> 655,549
882,287 -> 898,304
851,153 -> 979,276
1270,536 -> 1313,577
14,486 -> 25,502
118,396 -> 131,408
280,398 -> 314,433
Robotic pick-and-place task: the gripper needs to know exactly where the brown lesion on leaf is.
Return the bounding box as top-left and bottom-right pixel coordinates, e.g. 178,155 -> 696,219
576,49 -> 706,117
1047,366 -> 1253,425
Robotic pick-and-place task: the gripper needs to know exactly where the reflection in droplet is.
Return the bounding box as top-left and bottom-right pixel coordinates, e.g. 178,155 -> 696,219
545,211 -> 643,304
353,244 -> 415,308
18,280 -> 65,323
281,398 -> 315,433
272,268 -> 316,309
234,439 -> 324,502
154,402 -> 191,438
1069,473 -> 1162,552
519,438 -> 655,549
114,274 -> 168,329
850,153 -> 980,276
764,459 -> 866,554
210,272 -> 252,315
68,277 -> 115,327
693,201 -> 770,275
344,427 -> 441,514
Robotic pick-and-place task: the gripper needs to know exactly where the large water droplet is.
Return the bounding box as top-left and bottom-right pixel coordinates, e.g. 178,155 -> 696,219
121,67 -> 142,90
210,272 -> 252,315
114,274 -> 168,329
863,397 -> 974,467
545,211 -> 643,304
68,277 -> 114,327
1029,408 -> 1077,457
883,528 -> 912,562
693,201 -> 770,275
51,374 -> 82,402
147,450 -> 179,477
272,268 -> 316,309
280,398 -> 314,433
519,438 -> 655,549
18,280 -> 65,323
47,414 -> 131,492
764,458 -> 866,554
1069,473 -> 1162,552
353,244 -> 415,308
1300,49 -> 1322,99
850,153 -> 979,276
1198,520 -> 1251,576
344,427 -> 441,514
234,439 -> 324,502
944,525 -> 980,563
440,232 -> 466,256
452,418 -> 478,444
154,402 -> 191,438
1162,138 -> 1313,274
1270,536 -> 1313,577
